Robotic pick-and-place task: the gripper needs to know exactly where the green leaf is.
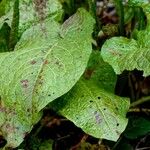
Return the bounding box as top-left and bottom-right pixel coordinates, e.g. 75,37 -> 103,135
0,22 -> 10,52
51,51 -> 129,141
124,117 -> 150,139
0,8 -> 94,148
101,32 -> 150,76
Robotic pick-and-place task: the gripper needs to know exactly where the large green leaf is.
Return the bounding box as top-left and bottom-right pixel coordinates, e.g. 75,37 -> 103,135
101,1 -> 150,77
0,8 -> 94,148
51,51 -> 129,141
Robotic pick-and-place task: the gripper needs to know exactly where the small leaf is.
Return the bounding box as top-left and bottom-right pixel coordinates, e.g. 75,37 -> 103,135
51,52 -> 130,141
0,22 -> 10,52
0,9 -> 94,148
101,33 -> 150,76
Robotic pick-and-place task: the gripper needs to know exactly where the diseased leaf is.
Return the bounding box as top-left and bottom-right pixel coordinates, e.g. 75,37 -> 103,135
0,8 -> 94,148
51,51 -> 129,141
101,33 -> 150,76
101,1 -> 150,77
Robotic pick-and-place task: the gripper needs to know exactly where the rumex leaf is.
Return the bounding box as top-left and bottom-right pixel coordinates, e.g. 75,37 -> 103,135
0,8 -> 94,148
51,51 -> 129,141
101,1 -> 150,77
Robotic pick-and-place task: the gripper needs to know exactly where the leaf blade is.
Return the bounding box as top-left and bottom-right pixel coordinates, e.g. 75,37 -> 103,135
0,8 -> 95,148
51,52 -> 130,141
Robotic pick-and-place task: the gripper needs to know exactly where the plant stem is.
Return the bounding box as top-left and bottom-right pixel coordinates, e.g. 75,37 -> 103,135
114,0 -> 125,36
87,0 -> 96,18
8,0 -> 19,51
130,96 -> 150,107
87,0 -> 101,38
137,7 -> 145,30
129,108 -> 150,113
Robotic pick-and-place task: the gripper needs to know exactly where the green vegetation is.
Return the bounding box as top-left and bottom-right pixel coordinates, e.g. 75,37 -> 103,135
0,0 -> 150,149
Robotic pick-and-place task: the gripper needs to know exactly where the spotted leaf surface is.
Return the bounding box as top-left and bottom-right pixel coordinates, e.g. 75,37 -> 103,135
101,32 -> 150,77
0,8 -> 94,148
101,0 -> 150,77
51,52 -> 129,141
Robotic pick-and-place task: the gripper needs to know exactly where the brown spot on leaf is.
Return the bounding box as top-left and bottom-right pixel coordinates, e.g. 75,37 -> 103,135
55,60 -> 63,68
109,49 -> 122,56
31,60 -> 36,65
94,111 -> 102,124
4,123 -> 16,133
84,69 -> 94,79
55,60 -> 60,65
116,130 -> 121,136
21,79 -> 29,88
0,107 -> 6,112
38,79 -> 43,85
44,60 -> 49,64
